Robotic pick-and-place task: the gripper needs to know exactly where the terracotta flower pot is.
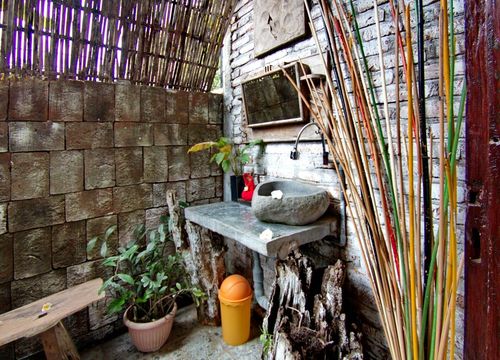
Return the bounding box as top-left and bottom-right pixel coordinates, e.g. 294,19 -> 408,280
123,302 -> 177,352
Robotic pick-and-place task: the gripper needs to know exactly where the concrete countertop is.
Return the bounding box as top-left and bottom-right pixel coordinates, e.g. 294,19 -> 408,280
184,201 -> 338,258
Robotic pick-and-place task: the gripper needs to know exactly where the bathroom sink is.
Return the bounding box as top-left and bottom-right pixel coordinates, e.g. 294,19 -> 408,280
251,181 -> 330,225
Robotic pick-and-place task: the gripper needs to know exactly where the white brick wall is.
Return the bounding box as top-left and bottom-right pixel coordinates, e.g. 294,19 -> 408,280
223,0 -> 466,358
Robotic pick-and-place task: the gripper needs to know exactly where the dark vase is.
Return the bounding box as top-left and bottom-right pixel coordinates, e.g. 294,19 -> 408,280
230,175 -> 245,201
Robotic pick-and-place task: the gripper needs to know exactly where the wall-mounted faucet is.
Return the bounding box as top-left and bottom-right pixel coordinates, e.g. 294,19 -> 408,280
290,122 -> 329,166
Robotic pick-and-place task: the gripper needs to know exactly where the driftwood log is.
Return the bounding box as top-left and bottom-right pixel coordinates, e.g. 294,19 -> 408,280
166,190 -> 226,325
262,251 -> 363,360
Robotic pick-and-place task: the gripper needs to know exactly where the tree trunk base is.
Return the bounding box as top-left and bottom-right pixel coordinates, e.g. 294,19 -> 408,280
262,250 -> 363,360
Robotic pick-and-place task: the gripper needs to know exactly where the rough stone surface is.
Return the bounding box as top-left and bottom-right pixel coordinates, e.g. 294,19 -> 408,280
118,210 -> 145,245
166,91 -> 189,124
11,152 -> 49,200
252,181 -> 330,225
8,195 -> 65,232
189,93 -> 209,124
113,184 -> 152,213
154,123 -> 188,145
66,260 -> 112,287
65,189 -> 113,222
52,221 -> 86,268
115,147 -> 143,186
49,81 -> 84,122
0,153 -> 10,201
84,149 -> 115,189
0,81 -> 8,121
114,122 -> 153,147
13,227 -> 52,279
188,124 -> 220,145
10,269 -> 67,308
165,181 -> 187,202
115,83 -> 140,122
0,122 -> 8,152
50,150 -> 84,194
84,82 -> 114,122
141,86 -> 165,122
0,234 -> 13,283
145,206 -> 168,229
86,215 -> 118,260
9,122 -> 64,152
208,93 -> 223,124
89,297 -> 119,331
0,281 -> 10,311
190,151 -> 212,179
66,122 -> 114,149
8,79 -> 48,121
0,203 -> 6,234
144,146 -> 169,182
187,177 -> 216,202
168,146 -> 190,181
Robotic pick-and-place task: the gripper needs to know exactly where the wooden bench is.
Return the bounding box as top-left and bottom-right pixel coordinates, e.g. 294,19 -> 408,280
0,278 -> 105,360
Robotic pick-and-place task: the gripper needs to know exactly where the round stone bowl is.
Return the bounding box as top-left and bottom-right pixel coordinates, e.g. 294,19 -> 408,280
251,181 -> 330,226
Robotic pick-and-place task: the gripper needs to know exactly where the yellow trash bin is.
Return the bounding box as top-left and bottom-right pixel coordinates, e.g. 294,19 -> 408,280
218,274 -> 253,346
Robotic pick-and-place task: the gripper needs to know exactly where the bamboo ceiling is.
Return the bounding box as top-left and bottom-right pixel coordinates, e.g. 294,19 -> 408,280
0,0 -> 234,91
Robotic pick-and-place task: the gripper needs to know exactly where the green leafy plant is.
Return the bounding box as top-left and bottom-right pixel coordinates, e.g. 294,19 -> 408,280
260,326 -> 273,354
87,216 -> 206,323
188,137 -> 263,175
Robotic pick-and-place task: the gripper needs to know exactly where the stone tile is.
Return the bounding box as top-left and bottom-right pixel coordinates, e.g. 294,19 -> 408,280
0,80 -> 8,121
208,93 -> 223,124
190,151 -> 212,179
187,124 -> 219,145
165,181 -> 187,202
168,146 -> 190,181
11,269 -> 67,308
65,189 -> 113,222
89,297 -> 119,331
115,147 -> 143,186
0,234 -> 13,283
114,122 -> 153,147
9,122 -> 64,152
113,184 -> 152,213
64,309 -> 89,339
84,149 -> 115,189
0,281 -> 10,312
0,153 -> 9,202
166,90 -> 189,124
67,259 -> 112,287
66,122 -> 114,149
52,221 -> 86,268
49,80 -> 84,122
86,215 -> 118,260
13,227 -> 52,279
50,151 -> 84,194
144,146 -> 169,182
141,86 -> 165,122
115,82 -> 140,122
0,203 -> 6,235
189,92 -> 209,124
118,210 -> 145,245
11,152 -> 49,200
154,123 -> 188,145
145,206 -> 168,229
84,82 -> 115,122
152,183 -> 167,207
8,196 -> 65,232
0,122 -> 8,152
186,177 -> 216,202
9,79 -> 48,121
215,176 -> 223,198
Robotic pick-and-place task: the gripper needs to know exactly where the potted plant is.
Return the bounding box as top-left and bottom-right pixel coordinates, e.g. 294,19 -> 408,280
188,137 -> 263,201
87,217 -> 205,353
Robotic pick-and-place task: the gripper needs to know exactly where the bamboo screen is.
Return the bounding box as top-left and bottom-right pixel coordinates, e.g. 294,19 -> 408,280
0,0 -> 234,91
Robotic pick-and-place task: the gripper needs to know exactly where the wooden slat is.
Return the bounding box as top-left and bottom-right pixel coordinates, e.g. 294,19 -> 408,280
0,278 -> 104,346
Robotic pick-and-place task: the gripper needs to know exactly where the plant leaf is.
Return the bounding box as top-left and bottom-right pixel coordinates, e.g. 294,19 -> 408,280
187,142 -> 217,153
117,273 -> 135,285
214,152 -> 226,165
100,241 -> 108,258
221,160 -> 230,173
107,298 -> 126,314
104,225 -> 117,241
87,236 -> 98,253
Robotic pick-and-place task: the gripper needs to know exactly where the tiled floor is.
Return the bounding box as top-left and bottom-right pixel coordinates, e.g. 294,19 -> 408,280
81,305 -> 262,360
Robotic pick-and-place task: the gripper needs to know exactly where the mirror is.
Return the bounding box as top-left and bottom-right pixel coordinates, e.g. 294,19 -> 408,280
242,62 -> 308,128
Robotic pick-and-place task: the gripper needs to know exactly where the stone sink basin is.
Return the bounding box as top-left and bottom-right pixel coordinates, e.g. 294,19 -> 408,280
251,181 -> 330,225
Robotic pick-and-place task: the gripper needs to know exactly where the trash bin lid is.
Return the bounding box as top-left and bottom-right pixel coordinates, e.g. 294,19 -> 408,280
219,274 -> 252,301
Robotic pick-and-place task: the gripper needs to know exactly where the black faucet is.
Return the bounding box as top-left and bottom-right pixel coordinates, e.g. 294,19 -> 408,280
290,122 -> 329,166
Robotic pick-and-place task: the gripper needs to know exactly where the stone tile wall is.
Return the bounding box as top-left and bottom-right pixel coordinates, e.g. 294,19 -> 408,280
0,79 -> 223,359
223,0 -> 466,358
